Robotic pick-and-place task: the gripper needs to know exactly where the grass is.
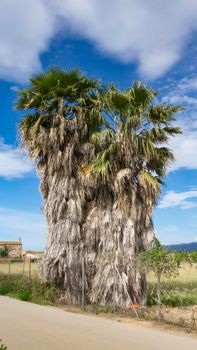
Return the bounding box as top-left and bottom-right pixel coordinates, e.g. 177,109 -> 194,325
0,262 -> 196,308
0,273 -> 57,305
147,263 -> 197,307
0,262 -> 38,276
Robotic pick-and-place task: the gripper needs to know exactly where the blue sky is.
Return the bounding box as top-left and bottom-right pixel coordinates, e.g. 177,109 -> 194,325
0,0 -> 197,250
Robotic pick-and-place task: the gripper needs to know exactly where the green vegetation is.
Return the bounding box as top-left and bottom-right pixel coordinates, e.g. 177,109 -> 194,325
0,247 -> 8,258
0,274 -> 57,305
0,261 -> 196,310
138,241 -> 181,319
148,261 -> 197,307
0,262 -> 38,275
0,262 -> 196,332
0,340 -> 7,350
16,68 -> 182,305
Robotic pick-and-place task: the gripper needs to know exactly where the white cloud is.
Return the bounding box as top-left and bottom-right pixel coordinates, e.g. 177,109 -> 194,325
166,95 -> 197,106
169,126 -> 197,171
162,76 -> 197,106
161,77 -> 197,171
0,0 -> 55,81
1,0 -> 197,80
159,190 -> 197,209
0,139 -> 33,179
177,77 -> 197,92
0,207 -> 46,250
56,0 -> 197,79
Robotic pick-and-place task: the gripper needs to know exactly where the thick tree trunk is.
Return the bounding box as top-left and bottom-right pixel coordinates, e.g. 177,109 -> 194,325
39,146 -> 84,305
83,169 -> 155,307
39,161 -> 154,307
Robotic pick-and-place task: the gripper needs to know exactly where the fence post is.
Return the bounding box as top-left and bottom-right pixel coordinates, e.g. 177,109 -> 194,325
8,259 -> 11,280
29,257 -> 31,279
23,258 -> 25,274
81,257 -> 85,308
112,262 -> 116,312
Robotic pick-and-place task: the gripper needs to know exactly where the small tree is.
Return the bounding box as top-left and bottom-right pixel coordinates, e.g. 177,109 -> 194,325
0,246 -> 8,258
138,240 -> 181,320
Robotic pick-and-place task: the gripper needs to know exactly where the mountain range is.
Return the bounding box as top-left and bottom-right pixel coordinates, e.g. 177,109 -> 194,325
166,242 -> 197,252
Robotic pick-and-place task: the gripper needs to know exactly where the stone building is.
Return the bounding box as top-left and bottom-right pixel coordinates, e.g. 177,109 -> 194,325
0,241 -> 23,258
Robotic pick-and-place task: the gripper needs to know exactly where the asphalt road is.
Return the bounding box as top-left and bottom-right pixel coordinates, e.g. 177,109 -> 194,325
0,296 -> 196,350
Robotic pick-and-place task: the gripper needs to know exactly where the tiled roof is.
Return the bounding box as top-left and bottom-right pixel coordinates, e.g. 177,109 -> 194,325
0,241 -> 22,246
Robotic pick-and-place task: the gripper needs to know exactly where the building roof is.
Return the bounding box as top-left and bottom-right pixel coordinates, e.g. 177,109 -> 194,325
0,241 -> 22,246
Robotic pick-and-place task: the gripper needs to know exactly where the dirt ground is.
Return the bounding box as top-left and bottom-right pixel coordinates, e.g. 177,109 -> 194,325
61,304 -> 197,335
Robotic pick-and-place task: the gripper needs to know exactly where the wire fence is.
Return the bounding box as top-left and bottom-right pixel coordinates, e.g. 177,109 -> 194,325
0,258 -> 39,279
0,256 -> 139,315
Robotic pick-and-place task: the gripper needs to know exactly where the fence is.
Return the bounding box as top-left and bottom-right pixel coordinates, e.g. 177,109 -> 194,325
0,258 -> 39,279
0,256 -> 139,315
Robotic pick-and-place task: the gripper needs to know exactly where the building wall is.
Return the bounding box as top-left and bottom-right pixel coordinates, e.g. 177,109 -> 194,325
0,244 -> 22,258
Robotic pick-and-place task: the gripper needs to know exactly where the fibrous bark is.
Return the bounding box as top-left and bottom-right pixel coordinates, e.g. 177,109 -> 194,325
40,159 -> 154,307
38,125 -> 85,304
83,169 -> 155,307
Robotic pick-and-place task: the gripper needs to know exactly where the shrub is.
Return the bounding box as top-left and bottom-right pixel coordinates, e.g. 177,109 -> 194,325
0,340 -> 7,350
138,240 -> 181,319
189,251 -> 197,263
0,247 -> 8,258
0,274 -> 58,305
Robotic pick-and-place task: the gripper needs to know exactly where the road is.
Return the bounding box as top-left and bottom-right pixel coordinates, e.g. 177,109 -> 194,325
0,296 -> 196,350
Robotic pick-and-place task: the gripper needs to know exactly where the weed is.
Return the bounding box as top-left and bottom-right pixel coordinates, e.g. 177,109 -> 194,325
0,340 -> 7,350
0,274 -> 57,305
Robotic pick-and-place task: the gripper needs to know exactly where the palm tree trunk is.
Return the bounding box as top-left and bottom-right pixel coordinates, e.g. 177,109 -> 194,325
83,169 -> 155,307
39,145 -> 84,305
39,165 -> 154,307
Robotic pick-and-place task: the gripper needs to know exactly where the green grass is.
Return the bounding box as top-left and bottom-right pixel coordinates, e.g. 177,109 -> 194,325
148,263 -> 197,307
0,263 -> 196,308
0,274 -> 58,305
0,262 -> 38,276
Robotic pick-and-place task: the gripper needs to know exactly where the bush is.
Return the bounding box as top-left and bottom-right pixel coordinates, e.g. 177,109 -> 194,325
0,340 -> 7,350
189,251 -> 197,263
0,247 -> 8,258
147,288 -> 197,307
0,274 -> 58,305
138,240 -> 181,319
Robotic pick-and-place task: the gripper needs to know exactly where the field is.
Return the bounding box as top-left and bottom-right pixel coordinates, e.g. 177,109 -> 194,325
149,263 -> 197,285
0,261 -> 196,306
0,261 -> 39,276
148,263 -> 197,307
0,262 -> 196,301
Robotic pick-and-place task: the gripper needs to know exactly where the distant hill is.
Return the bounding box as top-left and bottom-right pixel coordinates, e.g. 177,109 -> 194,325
166,242 -> 197,252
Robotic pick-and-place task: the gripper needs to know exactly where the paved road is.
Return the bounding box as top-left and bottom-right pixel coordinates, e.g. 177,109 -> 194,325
0,296 -> 196,350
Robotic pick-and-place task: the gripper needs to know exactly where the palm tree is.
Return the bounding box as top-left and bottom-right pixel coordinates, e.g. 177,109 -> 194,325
17,71 -> 181,307
82,82 -> 182,306
17,68 -> 105,304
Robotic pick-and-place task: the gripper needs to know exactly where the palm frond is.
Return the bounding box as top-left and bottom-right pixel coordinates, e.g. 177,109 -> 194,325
148,104 -> 184,125
139,171 -> 161,195
90,129 -> 115,146
82,142 -> 119,181
147,147 -> 174,178
134,135 -> 156,161
140,126 -> 181,143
